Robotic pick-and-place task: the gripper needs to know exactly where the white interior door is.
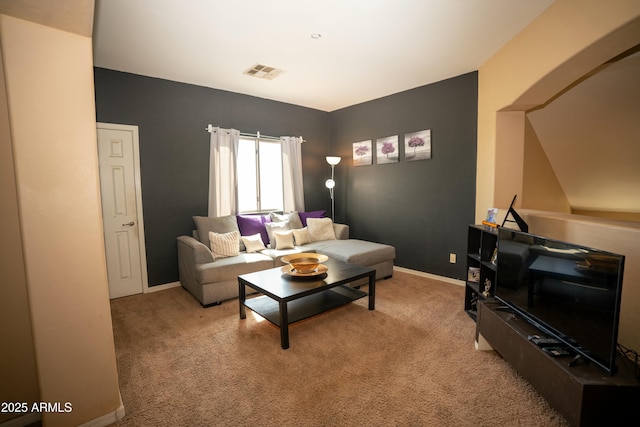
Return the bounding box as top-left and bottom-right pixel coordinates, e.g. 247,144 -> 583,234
97,123 -> 148,299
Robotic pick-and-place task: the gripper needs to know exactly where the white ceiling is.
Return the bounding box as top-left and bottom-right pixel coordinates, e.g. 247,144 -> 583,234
91,1 -> 639,215
92,0 -> 555,112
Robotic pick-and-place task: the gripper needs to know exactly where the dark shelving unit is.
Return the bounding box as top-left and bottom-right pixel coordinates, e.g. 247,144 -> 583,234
464,224 -> 498,320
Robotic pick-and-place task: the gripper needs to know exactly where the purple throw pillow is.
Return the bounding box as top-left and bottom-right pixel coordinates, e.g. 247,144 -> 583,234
298,210 -> 326,227
236,214 -> 271,245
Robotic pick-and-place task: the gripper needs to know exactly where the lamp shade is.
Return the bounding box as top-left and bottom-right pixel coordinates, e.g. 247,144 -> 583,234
326,156 -> 341,166
325,179 -> 335,189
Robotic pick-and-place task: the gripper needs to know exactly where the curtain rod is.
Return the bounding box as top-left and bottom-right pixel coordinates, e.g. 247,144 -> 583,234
205,124 -> 305,142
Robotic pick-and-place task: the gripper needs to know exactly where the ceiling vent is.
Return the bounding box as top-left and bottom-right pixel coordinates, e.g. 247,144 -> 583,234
243,64 -> 285,80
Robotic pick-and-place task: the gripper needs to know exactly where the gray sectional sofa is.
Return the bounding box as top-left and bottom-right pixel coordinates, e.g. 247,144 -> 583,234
177,213 -> 395,306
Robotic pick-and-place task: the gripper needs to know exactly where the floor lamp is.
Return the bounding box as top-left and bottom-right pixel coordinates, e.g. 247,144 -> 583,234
325,156 -> 341,219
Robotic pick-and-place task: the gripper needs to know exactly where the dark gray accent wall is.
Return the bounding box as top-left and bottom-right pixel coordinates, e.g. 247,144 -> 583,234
94,68 -> 331,285
94,68 -> 477,285
330,72 -> 477,279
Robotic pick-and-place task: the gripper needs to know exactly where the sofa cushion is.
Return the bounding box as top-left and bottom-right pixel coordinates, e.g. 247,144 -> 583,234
274,230 -> 295,249
193,215 -> 240,247
265,221 -> 290,247
298,210 -> 326,226
270,211 -> 304,230
209,231 -> 240,259
292,227 -> 312,245
241,233 -> 267,253
237,214 -> 271,246
303,239 -> 395,267
196,253 -> 274,283
307,217 -> 336,242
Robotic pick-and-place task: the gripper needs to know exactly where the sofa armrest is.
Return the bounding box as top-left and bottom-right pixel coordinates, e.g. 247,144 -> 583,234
177,235 -> 215,264
333,223 -> 349,240
178,235 -> 215,293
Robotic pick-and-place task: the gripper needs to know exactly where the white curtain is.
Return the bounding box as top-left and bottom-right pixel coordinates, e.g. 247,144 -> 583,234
208,127 -> 240,217
280,136 -> 305,213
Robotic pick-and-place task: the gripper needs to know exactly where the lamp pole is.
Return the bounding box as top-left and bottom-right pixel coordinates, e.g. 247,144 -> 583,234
325,156 -> 341,220
329,164 -> 335,219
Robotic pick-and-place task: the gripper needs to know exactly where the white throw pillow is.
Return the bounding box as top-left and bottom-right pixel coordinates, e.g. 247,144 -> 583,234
292,227 -> 312,246
274,230 -> 295,250
241,233 -> 266,253
307,218 -> 336,242
209,231 -> 240,259
265,221 -> 291,248
270,211 -> 303,229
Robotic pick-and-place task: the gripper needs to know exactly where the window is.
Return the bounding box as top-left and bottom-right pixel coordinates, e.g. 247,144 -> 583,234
237,137 -> 283,213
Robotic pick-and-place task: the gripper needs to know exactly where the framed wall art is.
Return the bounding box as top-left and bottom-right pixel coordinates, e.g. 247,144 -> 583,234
404,129 -> 431,161
352,140 -> 372,166
376,135 -> 399,164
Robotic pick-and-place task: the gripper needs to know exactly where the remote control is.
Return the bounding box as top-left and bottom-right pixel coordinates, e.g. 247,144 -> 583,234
528,335 -> 561,346
542,346 -> 572,357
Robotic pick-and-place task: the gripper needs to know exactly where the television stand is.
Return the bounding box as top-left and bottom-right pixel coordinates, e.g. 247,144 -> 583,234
476,300 -> 639,426
568,354 -> 589,368
492,305 -> 514,313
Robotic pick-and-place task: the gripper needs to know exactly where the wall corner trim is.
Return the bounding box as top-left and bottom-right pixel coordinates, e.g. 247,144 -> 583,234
78,394 -> 125,427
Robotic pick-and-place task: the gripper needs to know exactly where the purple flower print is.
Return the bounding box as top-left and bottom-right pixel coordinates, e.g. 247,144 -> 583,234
381,141 -> 395,158
408,136 -> 425,155
355,144 -> 370,157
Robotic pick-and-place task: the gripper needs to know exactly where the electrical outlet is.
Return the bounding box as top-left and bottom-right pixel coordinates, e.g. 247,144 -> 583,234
449,253 -> 457,263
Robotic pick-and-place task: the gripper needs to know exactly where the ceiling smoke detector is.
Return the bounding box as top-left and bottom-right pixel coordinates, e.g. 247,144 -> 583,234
243,64 -> 285,80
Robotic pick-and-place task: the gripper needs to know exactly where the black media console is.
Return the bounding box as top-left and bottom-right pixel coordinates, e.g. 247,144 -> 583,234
477,300 -> 639,427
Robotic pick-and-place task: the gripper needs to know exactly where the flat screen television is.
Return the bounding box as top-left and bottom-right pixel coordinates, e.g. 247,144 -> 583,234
495,228 -> 625,374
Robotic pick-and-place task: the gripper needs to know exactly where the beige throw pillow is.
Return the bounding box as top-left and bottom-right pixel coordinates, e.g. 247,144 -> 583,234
307,218 -> 336,242
241,233 -> 266,253
274,230 -> 295,250
265,221 -> 290,248
209,231 -> 240,259
292,227 -> 312,246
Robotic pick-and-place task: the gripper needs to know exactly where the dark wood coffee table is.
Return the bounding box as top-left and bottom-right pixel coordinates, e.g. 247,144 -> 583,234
238,258 -> 376,349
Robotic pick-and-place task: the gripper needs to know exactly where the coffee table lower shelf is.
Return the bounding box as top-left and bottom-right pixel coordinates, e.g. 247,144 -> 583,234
244,285 -> 367,326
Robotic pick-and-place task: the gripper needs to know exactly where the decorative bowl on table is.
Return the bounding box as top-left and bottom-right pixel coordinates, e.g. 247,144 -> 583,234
281,253 -> 328,276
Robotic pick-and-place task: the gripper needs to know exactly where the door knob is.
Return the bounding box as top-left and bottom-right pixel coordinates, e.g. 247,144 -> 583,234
122,221 -> 135,227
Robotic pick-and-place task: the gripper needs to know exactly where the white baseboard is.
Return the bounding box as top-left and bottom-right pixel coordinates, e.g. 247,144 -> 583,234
475,333 -> 494,351
78,394 -> 125,427
393,266 -> 465,287
145,281 -> 181,293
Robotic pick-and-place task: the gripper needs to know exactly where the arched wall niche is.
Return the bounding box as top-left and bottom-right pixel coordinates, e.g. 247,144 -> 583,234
524,43 -> 640,221
477,1 -> 640,222
494,17 -> 640,216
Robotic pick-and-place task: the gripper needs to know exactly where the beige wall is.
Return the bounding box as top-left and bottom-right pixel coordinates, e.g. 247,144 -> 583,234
571,209 -> 640,223
478,0 -> 640,353
0,12 -> 122,427
477,0 -> 640,219
522,117 -> 571,213
0,27 -> 39,425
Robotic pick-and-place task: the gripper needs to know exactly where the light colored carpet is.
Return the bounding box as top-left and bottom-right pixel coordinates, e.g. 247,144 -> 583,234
110,270 -> 568,426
